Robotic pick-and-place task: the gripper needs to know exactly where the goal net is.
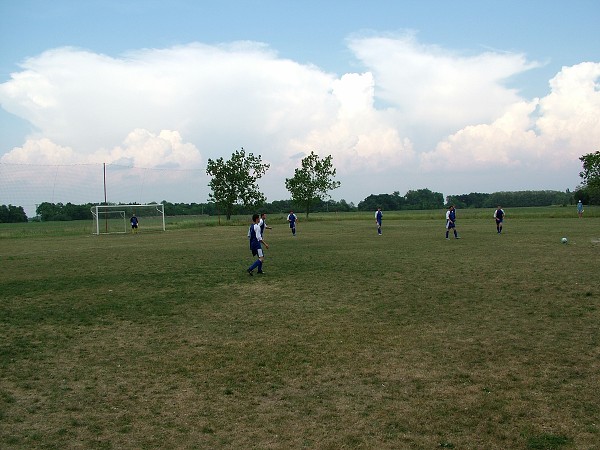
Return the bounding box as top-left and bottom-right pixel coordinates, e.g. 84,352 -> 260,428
91,204 -> 165,235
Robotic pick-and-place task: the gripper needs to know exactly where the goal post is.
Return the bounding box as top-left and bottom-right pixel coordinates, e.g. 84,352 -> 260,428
91,203 -> 165,235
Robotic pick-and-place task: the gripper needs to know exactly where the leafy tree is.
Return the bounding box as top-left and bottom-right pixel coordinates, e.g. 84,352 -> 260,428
404,188 -> 444,210
0,204 -> 28,223
206,148 -> 270,220
579,151 -> 600,204
35,202 -> 93,221
358,192 -> 404,211
285,151 -> 341,218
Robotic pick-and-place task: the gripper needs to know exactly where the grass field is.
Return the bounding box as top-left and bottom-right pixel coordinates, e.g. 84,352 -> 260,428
1,208 -> 599,449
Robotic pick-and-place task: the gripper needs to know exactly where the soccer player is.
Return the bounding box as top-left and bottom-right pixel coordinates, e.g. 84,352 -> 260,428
445,205 -> 459,239
247,214 -> 269,276
259,213 -> 272,235
577,200 -> 584,218
494,206 -> 505,233
375,207 -> 383,235
287,210 -> 298,236
130,214 -> 139,234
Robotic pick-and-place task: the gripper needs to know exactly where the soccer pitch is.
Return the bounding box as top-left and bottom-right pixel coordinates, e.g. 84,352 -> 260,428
1,210 -> 599,448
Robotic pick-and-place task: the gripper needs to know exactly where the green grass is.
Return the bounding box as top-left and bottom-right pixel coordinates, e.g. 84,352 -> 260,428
1,208 -> 599,448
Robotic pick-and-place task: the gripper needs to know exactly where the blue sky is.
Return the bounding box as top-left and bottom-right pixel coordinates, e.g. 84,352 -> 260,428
1,0 -> 599,211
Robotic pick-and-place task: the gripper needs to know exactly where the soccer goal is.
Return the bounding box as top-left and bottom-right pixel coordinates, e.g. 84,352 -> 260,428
91,204 -> 165,235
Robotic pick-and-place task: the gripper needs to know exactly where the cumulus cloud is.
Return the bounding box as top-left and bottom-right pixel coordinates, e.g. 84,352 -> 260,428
0,35 -> 598,205
421,62 -> 600,174
536,62 -> 600,155
287,72 -> 415,173
347,33 -> 539,139
2,129 -> 202,168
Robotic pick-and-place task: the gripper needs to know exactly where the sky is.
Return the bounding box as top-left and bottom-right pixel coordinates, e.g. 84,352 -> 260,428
1,0 -> 599,212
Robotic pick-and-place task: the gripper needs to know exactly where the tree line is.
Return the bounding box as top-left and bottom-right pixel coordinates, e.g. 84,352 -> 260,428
4,149 -> 599,222
7,187 -> 575,222
445,190 -> 573,209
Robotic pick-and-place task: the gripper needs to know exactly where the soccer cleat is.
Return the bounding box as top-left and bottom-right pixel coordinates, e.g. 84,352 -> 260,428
257,271 -> 265,275
247,269 -> 253,276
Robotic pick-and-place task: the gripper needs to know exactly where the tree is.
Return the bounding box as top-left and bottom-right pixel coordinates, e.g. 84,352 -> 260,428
404,188 -> 444,210
285,151 -> 341,218
206,148 -> 270,220
0,204 -> 28,223
357,193 -> 403,211
579,151 -> 600,204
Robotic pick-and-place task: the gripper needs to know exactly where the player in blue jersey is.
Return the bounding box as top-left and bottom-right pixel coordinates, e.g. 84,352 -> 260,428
130,214 -> 139,234
247,214 -> 269,276
375,207 -> 383,235
259,213 -> 272,235
445,205 -> 459,239
494,206 -> 505,233
577,200 -> 584,218
287,211 -> 298,236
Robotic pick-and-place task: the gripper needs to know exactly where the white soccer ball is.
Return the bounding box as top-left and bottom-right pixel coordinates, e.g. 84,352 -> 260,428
561,237 -> 568,244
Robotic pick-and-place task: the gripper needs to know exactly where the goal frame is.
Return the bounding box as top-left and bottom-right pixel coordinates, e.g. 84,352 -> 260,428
91,203 -> 165,235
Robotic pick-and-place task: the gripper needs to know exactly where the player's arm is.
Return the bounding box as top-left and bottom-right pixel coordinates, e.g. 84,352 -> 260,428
255,226 -> 269,248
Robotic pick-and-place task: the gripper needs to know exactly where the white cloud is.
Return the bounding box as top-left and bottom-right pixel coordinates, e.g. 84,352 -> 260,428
536,62 -> 600,156
347,33 -> 539,139
93,129 -> 203,168
420,100 -> 540,171
421,62 -> 600,175
0,37 -> 598,205
1,138 -> 78,164
285,72 -> 415,174
1,129 -> 202,168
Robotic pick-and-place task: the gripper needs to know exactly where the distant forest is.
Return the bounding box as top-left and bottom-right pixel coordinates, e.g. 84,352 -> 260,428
0,188 -> 582,223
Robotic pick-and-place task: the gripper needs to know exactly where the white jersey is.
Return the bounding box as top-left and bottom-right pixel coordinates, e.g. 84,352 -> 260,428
248,223 -> 263,242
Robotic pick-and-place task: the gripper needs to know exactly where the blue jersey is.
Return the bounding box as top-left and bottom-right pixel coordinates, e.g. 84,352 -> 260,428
259,218 -> 266,234
449,209 -> 456,222
287,214 -> 297,226
248,223 -> 262,251
375,210 -> 383,224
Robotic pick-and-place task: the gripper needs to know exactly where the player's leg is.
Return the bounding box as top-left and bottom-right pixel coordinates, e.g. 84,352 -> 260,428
257,249 -> 265,274
248,249 -> 261,274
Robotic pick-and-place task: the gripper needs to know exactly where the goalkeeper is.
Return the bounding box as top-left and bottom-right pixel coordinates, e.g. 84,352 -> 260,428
130,214 -> 139,233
